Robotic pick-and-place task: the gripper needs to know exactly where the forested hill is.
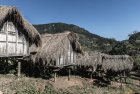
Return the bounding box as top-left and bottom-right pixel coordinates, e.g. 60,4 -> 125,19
34,23 -> 117,52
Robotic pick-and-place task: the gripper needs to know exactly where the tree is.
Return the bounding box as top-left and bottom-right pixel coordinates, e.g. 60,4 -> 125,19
109,42 -> 127,55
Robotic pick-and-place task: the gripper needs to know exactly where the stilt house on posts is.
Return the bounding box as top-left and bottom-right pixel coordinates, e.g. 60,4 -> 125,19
0,6 -> 41,76
77,52 -> 133,75
30,32 -> 83,70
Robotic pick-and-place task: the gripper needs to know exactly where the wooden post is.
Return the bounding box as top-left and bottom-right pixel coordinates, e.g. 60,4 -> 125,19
90,72 -> 93,81
5,58 -> 8,72
68,68 -> 71,81
54,72 -> 56,82
119,74 -> 122,88
17,60 -> 21,77
124,71 -> 127,83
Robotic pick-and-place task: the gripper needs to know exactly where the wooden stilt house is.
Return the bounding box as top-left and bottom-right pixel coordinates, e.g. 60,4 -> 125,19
101,53 -> 134,72
0,6 -> 41,76
31,31 -> 83,68
76,51 -> 133,78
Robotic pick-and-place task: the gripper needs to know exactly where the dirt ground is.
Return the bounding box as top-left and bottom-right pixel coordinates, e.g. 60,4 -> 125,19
0,75 -> 87,93
0,74 -> 139,94
50,76 -> 84,89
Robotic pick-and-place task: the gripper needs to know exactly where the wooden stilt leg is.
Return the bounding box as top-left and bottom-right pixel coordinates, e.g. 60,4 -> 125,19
90,73 -> 93,81
17,61 -> 21,77
68,68 -> 71,81
121,78 -> 122,88
120,74 -> 122,88
5,58 -> 8,72
54,72 -> 56,82
124,71 -> 126,83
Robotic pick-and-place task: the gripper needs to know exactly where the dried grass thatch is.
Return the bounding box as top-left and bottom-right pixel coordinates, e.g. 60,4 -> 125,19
76,52 -> 101,70
76,51 -> 133,72
0,6 -> 41,46
101,54 -> 133,72
31,31 -> 83,67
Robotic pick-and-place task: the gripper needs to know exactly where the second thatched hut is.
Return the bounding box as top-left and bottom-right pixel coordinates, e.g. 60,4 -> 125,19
76,52 -> 133,74
31,31 -> 83,68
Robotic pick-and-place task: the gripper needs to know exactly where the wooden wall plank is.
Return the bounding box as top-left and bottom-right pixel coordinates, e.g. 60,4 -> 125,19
6,22 -> 8,56
0,21 -> 29,57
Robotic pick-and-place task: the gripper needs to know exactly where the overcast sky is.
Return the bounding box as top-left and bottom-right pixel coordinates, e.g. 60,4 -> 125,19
1,0 -> 140,40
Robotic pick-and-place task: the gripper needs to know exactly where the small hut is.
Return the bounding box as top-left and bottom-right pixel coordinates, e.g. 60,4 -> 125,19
0,6 -> 41,76
31,31 -> 83,68
76,52 -> 101,71
101,54 -> 133,72
76,51 -> 133,79
101,54 -> 134,82
76,51 -> 102,78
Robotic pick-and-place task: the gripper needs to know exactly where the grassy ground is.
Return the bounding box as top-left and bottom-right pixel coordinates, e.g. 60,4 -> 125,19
0,74 -> 139,94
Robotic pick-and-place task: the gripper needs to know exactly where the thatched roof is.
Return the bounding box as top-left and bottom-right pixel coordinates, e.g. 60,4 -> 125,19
76,52 -> 101,70
76,51 -> 133,72
31,31 -> 83,66
0,6 -> 41,46
101,54 -> 133,72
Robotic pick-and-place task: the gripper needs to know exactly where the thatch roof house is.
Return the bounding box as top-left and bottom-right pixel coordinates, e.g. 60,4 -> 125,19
76,52 -> 133,72
101,54 -> 133,72
0,6 -> 41,57
31,32 -> 83,68
76,52 -> 101,71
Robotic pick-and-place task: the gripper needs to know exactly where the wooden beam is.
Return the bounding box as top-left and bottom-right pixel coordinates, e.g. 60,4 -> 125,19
16,29 -> 18,55
0,32 -> 7,34
69,43 -> 71,64
23,37 -> 25,55
27,37 -> 30,55
0,41 -> 23,43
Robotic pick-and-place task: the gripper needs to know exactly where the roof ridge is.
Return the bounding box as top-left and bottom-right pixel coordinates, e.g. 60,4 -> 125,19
42,31 -> 71,37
